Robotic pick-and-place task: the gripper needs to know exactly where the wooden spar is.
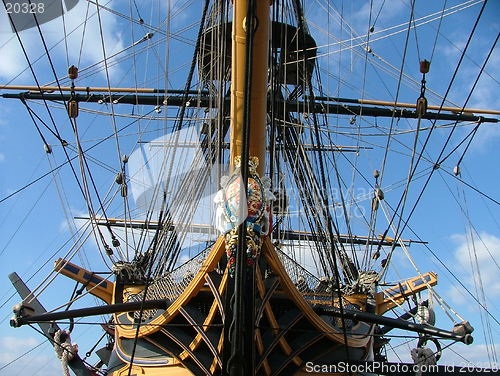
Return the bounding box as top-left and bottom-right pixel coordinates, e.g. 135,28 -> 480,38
359,99 -> 500,116
2,84 -> 500,116
314,95 -> 500,116
4,91 -> 496,123
0,85 -> 205,95
8,273 -> 93,376
76,217 -> 425,246
229,0 -> 269,174
10,295 -> 471,344
141,141 -> 370,152
226,1 -> 271,375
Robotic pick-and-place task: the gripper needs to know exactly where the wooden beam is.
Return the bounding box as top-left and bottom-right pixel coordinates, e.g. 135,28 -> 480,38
54,258 -> 114,304
2,85 -> 498,116
278,230 -> 425,247
2,85 -> 497,117
4,92 -> 496,123
375,272 -> 438,314
255,266 -> 303,368
0,85 -> 206,95
313,95 -> 500,116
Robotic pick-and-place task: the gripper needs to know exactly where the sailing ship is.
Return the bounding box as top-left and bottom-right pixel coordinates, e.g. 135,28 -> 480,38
1,0 -> 498,375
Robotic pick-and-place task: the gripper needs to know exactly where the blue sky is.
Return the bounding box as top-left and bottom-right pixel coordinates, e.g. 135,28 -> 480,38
0,0 -> 499,374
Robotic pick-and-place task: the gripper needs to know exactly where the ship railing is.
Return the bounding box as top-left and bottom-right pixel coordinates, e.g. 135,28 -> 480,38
275,248 -> 338,300
132,242 -> 334,308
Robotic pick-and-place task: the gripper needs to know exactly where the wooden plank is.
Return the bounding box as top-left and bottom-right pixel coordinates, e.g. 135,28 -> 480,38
179,307 -> 222,367
210,330 -> 225,374
117,237 -> 226,338
180,269 -> 228,361
255,266 -> 302,367
54,258 -> 113,304
261,238 -> 370,348
376,272 -> 438,314
255,328 -> 272,375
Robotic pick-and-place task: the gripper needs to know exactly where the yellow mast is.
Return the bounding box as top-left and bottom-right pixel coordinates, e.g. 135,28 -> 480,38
229,0 -> 270,175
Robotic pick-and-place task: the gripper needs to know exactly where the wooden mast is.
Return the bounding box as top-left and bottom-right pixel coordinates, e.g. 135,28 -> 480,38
225,1 -> 270,375
229,0 -> 270,174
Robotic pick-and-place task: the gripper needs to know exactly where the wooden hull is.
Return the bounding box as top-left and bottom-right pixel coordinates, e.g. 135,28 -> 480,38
110,237 -> 373,375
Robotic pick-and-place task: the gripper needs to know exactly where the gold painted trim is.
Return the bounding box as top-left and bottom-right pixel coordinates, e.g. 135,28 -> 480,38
116,237 -> 226,338
262,238 -> 370,348
255,265 -> 302,367
255,328 -> 272,375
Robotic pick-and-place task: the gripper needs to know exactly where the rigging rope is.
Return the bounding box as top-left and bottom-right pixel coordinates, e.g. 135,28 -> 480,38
375,0 -> 494,276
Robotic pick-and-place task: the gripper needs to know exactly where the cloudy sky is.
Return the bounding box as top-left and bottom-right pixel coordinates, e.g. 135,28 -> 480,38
0,0 -> 499,374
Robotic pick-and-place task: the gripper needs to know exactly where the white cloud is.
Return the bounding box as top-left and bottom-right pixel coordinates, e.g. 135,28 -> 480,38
354,0 -> 406,28
439,343 -> 500,367
0,1 -> 124,82
51,1 -> 125,80
59,207 -> 87,233
387,338 -> 499,366
467,52 -> 500,148
0,152 -> 5,162
0,336 -> 60,375
448,284 -> 467,306
442,35 -> 500,149
466,47 -> 500,112
441,37 -> 466,60
0,12 -> 32,79
451,231 -> 500,300
0,335 -> 38,350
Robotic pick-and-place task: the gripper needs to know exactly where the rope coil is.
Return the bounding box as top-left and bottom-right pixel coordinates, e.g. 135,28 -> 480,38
54,330 -> 78,376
